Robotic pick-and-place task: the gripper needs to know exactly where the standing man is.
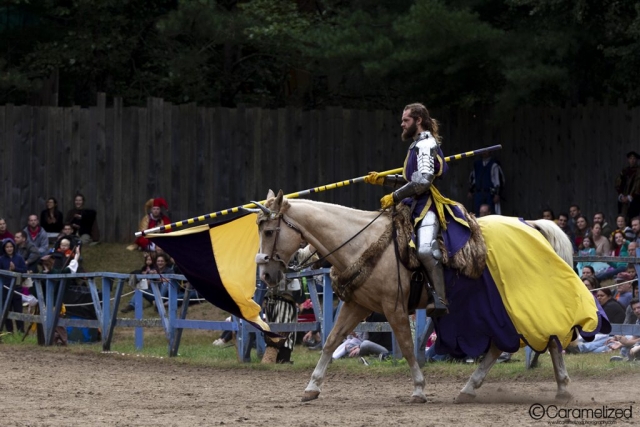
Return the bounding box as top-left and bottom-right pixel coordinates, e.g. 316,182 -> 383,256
23,214 -> 50,256
467,152 -> 504,215
568,204 -> 582,235
593,212 -> 612,240
14,230 -> 41,272
365,103 -> 468,314
615,151 -> 640,222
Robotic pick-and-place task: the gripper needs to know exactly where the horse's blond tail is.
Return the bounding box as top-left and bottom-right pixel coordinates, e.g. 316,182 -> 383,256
529,219 -> 574,266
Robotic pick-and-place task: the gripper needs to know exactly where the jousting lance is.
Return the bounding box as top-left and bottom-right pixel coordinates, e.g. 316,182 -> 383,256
136,144 -> 502,237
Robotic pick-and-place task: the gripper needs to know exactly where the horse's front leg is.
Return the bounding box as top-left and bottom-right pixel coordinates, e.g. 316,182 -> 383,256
385,310 -> 426,403
302,303 -> 370,402
549,339 -> 571,400
456,341 -> 502,403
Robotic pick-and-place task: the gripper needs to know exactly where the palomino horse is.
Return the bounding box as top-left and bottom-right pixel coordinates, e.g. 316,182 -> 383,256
254,190 -> 604,403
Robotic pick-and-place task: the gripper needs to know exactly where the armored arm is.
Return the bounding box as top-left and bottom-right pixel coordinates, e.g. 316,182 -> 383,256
392,132 -> 438,203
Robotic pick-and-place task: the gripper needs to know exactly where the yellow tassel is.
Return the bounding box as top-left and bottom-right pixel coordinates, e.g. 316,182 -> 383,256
429,185 -> 457,231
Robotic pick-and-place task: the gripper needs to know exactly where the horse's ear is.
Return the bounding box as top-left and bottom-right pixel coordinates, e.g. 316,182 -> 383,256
267,189 -> 275,199
272,190 -> 284,212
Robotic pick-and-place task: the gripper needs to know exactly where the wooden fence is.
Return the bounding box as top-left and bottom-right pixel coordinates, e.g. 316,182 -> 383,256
1,95 -> 638,242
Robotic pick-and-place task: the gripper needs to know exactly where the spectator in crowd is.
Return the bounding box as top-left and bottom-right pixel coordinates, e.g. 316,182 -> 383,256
607,298 -> 640,362
576,236 -> 609,280
627,241 -> 638,258
128,198 -> 171,252
65,193 -> 100,245
40,239 -> 81,274
212,316 -> 235,346
616,214 -> 636,242
467,152 -> 505,215
573,215 -> 589,249
595,288 -> 626,324
23,214 -> 50,256
0,238 -> 27,333
624,282 -> 639,324
590,223 -> 610,256
557,213 -> 577,251
13,230 -> 40,272
121,252 -> 158,313
0,218 -> 14,241
55,223 -> 79,248
581,265 -> 595,279
478,203 -> 491,217
568,204 -> 582,234
593,212 -> 612,240
541,209 -> 555,221
39,197 -> 64,241
596,230 -> 630,280
567,288 -> 627,354
614,272 -> 634,309
332,315 -> 392,363
615,151 -> 640,222
582,276 -> 599,293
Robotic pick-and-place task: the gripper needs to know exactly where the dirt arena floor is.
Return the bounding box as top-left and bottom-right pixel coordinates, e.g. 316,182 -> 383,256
1,346 -> 639,427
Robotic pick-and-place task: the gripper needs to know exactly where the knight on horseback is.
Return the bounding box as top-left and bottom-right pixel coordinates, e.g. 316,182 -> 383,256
365,103 -> 460,316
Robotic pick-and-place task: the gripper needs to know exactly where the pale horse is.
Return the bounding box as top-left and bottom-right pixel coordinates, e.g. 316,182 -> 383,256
253,190 -> 601,404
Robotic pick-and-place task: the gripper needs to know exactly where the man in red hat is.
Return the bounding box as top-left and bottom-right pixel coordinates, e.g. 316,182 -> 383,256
616,151 -> 640,222
128,198 -> 171,251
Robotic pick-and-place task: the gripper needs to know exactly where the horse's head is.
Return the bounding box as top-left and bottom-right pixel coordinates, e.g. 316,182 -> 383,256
254,189 -> 304,288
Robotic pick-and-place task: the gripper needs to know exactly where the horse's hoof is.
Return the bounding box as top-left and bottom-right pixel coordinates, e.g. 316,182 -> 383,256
410,394 -> 427,404
301,391 -> 320,402
455,392 -> 476,404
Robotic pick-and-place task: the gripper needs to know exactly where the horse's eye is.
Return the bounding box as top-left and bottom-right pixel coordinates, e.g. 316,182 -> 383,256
265,230 -> 273,238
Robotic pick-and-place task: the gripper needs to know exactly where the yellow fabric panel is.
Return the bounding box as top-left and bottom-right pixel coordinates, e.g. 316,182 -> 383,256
208,214 -> 270,331
478,215 -> 600,350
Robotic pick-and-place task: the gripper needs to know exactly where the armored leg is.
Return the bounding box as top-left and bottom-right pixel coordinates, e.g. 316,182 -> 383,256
416,211 -> 448,315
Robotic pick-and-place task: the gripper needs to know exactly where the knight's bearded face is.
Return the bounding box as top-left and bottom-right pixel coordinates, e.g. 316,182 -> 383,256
402,120 -> 418,141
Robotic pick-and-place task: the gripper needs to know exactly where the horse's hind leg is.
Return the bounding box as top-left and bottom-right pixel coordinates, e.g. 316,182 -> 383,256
302,303 -> 370,402
549,339 -> 571,400
456,341 -> 502,403
384,310 -> 426,403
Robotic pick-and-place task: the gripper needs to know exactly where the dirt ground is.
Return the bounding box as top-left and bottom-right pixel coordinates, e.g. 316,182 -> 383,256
1,346 -> 639,427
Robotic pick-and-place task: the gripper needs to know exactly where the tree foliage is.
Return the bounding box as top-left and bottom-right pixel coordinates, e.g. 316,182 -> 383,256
1,0 -> 640,109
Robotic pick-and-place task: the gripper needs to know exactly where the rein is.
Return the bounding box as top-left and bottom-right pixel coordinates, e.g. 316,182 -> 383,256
293,210 -> 387,272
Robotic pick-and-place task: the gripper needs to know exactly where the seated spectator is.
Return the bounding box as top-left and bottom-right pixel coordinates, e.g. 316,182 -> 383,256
596,230 -> 630,280
40,237 -> 83,274
625,282 -> 639,324
121,252 -> 158,313
0,238 -> 27,333
591,223 -> 611,256
332,314 -> 392,362
581,265 -> 595,279
14,230 -> 40,272
541,209 -> 555,222
595,288 -> 626,324
55,223 -> 79,249
582,276 -> 599,293
40,197 -> 64,242
65,193 -> 100,245
614,272 -> 634,309
573,215 -> 590,249
607,298 -> 640,362
128,198 -> 171,251
478,203 -> 491,217
593,212 -> 613,240
557,213 -> 576,251
616,215 -> 636,242
23,214 -> 50,256
577,238 -> 608,277
0,217 -> 14,241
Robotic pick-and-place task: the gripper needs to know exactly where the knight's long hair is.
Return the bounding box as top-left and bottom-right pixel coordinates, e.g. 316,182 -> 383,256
404,103 -> 441,144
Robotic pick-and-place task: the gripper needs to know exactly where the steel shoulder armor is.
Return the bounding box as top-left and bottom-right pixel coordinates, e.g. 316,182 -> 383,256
392,132 -> 438,203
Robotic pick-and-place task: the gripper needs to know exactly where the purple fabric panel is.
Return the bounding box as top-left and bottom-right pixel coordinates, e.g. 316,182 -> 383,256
441,205 -> 472,258
434,268 -> 521,358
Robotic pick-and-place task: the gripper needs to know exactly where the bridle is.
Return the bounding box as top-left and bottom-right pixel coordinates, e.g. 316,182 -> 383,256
255,211 -> 304,269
